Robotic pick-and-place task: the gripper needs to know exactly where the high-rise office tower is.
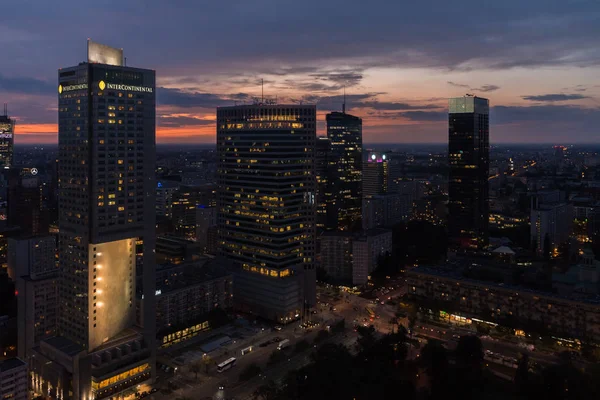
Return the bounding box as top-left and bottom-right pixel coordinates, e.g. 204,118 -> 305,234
448,95 -> 490,249
217,104 -> 316,322
0,106 -> 15,169
31,40 -> 156,400
363,152 -> 390,196
7,168 -> 48,236
10,235 -> 57,359
326,111 -> 362,231
315,137 -> 330,230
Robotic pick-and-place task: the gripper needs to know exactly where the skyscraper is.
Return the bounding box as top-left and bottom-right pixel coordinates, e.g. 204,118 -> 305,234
315,137 -> 330,230
363,152 -> 390,196
7,168 -> 48,236
0,106 -> 15,169
217,104 -> 316,322
326,111 -> 362,231
31,40 -> 156,400
448,95 -> 490,249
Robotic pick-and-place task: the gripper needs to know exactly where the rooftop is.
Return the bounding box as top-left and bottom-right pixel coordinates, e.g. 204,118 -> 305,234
410,265 -> 600,305
0,358 -> 26,373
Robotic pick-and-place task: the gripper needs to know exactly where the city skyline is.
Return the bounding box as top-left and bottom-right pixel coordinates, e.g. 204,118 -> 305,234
2,1 -> 600,145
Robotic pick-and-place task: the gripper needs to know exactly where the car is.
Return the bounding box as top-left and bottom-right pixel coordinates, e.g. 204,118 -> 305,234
273,326 -> 282,331
150,388 -> 158,394
219,384 -> 225,390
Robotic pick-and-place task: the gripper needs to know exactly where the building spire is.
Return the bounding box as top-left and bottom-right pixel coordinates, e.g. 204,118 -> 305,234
342,85 -> 346,114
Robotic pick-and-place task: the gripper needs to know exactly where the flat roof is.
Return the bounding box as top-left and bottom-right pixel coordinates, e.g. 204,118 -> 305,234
409,266 -> 600,306
0,358 -> 26,373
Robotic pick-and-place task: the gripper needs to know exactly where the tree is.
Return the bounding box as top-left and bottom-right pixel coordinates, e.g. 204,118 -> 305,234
355,325 -> 377,353
254,380 -> 280,400
455,335 -> 484,392
313,329 -> 329,344
189,362 -> 202,379
419,341 -> 449,399
514,353 -> 530,396
295,339 -> 310,353
201,354 -> 213,373
239,363 -> 262,381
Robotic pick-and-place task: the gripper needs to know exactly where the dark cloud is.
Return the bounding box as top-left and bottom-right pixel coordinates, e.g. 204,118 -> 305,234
366,110 -> 446,121
157,88 -> 251,108
361,101 -> 441,111
401,111 -> 447,121
447,82 -> 500,93
492,105 -> 600,124
521,93 -> 588,102
158,116 -> 215,127
447,81 -> 469,88
0,73 -> 55,95
475,84 -> 500,92
309,70 -> 364,86
299,93 -> 383,112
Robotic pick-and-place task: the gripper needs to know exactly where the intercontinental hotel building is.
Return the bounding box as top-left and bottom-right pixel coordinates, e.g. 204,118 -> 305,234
30,41 -> 156,400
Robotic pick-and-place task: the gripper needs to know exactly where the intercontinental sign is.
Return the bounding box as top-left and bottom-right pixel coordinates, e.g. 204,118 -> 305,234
58,83 -> 88,93
58,82 -> 153,94
99,81 -> 153,93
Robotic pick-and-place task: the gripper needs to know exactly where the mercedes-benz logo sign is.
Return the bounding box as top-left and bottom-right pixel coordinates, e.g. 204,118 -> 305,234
31,168 -> 38,176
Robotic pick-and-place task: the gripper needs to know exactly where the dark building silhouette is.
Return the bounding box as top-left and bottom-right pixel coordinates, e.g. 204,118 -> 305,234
0,107 -> 15,169
448,95 -> 490,249
7,168 -> 48,236
315,137 -> 330,230
326,111 -> 362,231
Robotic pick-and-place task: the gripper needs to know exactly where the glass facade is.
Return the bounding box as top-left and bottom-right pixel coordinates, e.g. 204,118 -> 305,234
326,112 -> 362,232
448,96 -> 490,249
217,105 -> 316,320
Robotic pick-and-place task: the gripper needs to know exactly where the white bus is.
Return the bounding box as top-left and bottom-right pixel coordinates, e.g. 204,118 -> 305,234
217,357 -> 237,373
277,339 -> 290,350
241,346 -> 253,355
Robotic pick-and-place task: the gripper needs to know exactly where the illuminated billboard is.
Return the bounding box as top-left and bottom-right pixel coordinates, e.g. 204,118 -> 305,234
87,39 -> 124,66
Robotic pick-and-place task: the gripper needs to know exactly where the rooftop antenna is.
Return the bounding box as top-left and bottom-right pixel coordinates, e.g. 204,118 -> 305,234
342,85 -> 346,114
3,103 -> 6,116
261,79 -> 264,104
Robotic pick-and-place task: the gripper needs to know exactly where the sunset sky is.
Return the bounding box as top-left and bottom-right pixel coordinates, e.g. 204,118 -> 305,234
2,0 -> 600,144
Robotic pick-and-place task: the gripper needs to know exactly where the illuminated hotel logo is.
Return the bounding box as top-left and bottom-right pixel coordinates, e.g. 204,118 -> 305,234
59,83 -> 88,93
100,81 -> 153,93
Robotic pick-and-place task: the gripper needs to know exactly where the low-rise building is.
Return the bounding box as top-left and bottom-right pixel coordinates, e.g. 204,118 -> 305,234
319,229 -> 392,286
407,266 -> 600,343
0,358 -> 27,400
150,260 -> 233,349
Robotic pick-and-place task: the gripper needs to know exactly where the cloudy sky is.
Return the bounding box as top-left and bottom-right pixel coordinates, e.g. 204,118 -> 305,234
2,0 -> 600,144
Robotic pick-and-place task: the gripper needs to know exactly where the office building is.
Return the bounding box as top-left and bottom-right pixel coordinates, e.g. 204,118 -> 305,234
0,107 -> 15,169
217,104 -> 316,322
151,259 -> 233,349
320,232 -> 354,282
531,202 -> 573,256
9,235 -> 58,359
448,95 -> 490,249
155,180 -> 180,217
315,137 -> 330,230
0,358 -> 27,400
352,229 -> 392,285
319,228 -> 392,286
363,152 -> 390,196
171,185 -> 216,240
326,111 -> 362,231
31,40 -> 156,400
196,206 -> 216,253
7,168 -> 48,236
362,193 -> 412,230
